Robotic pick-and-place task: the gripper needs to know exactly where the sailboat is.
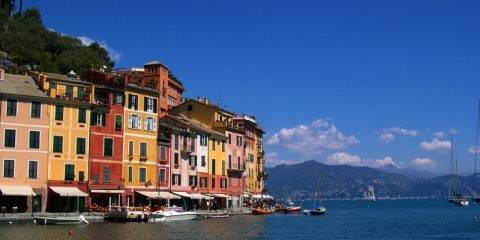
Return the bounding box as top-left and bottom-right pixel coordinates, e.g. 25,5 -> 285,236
448,134 -> 469,206
364,186 -> 376,202
472,100 -> 480,203
303,178 -> 326,216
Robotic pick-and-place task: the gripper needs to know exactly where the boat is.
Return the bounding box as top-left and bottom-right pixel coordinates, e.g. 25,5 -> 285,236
204,212 -> 230,219
364,186 -> 376,202
104,206 -> 149,222
448,134 -> 469,207
452,197 -> 469,207
148,210 -> 200,222
34,215 -> 89,225
472,101 -> 480,203
281,206 -> 302,214
303,207 -> 326,216
251,208 -> 273,215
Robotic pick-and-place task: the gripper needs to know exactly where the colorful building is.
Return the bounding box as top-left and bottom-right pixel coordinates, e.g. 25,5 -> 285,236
225,126 -> 246,198
84,70 -> 125,208
31,71 -> 92,212
122,72 -> 159,206
0,72 -> 49,213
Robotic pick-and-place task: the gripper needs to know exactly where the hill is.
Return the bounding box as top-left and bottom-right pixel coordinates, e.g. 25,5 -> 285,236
266,160 -> 478,200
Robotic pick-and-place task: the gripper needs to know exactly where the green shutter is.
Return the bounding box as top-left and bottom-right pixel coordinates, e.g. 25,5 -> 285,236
76,138 -> 85,154
55,105 -> 63,121
53,136 -> 63,153
78,108 -> 86,123
104,139 -> 113,157
65,164 -> 74,181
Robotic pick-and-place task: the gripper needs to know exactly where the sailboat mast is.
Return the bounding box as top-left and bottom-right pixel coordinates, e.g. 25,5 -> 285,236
474,100 -> 480,177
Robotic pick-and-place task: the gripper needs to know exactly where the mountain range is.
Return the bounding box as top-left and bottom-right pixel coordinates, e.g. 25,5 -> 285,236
265,160 -> 479,200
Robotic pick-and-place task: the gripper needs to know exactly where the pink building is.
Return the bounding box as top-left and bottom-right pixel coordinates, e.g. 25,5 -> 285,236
0,72 -> 50,212
226,127 -> 246,197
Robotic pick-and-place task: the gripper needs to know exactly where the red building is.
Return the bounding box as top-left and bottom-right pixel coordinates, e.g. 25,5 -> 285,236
84,70 -> 125,208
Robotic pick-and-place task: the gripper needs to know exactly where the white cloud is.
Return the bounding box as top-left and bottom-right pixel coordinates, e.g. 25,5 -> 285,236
432,131 -> 445,138
326,152 -> 363,166
412,157 -> 436,169
377,127 -> 418,144
78,36 -> 122,63
267,119 -> 358,156
468,146 -> 480,155
264,152 -> 299,167
372,156 -> 399,168
420,138 -> 451,152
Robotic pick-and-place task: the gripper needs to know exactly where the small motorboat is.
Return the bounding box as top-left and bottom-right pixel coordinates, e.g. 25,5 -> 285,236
303,207 -> 326,216
204,212 -> 230,219
452,197 -> 469,207
281,206 -> 302,214
34,215 -> 89,225
148,210 -> 200,222
251,208 -> 273,215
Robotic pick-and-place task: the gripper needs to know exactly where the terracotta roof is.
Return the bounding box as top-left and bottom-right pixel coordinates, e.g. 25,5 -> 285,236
161,114 -> 226,139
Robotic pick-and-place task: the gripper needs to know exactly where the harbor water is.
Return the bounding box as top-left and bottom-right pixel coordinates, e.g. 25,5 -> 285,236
1,199 -> 479,240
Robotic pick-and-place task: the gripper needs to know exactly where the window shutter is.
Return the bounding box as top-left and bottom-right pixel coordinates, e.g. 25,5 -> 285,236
144,97 -> 148,112
102,113 -> 106,126
153,118 -> 157,131
134,96 -> 138,110
128,115 -> 132,128
128,95 -> 132,109
137,116 -> 141,129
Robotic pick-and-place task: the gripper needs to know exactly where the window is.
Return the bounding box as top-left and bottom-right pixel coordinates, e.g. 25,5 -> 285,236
189,175 -> 197,187
66,85 -> 73,98
29,131 -> 40,149
211,177 -> 215,188
174,134 -> 179,150
76,137 -> 86,154
79,171 -> 85,181
182,135 -> 187,150
92,112 -> 106,126
103,166 -> 111,183
187,104 -> 192,111
199,177 -> 207,188
31,101 -> 41,118
212,159 -> 216,175
53,136 -> 63,153
228,155 -> 232,169
159,169 -> 166,183
144,97 -> 157,113
189,155 -> 197,166
212,139 -> 215,151
221,179 -> 227,189
128,94 -> 138,110
104,138 -> 113,157
4,129 -> 16,148
139,168 -> 146,182
77,87 -> 85,100
49,81 -> 56,89
28,161 -> 38,179
55,105 -> 63,121
159,147 -> 166,161
128,166 -> 133,182
174,153 -> 179,166
228,134 -> 232,144
140,143 -> 147,158
237,156 -> 241,170
191,137 -> 196,151
222,141 -> 225,152
115,93 -> 123,105
144,117 -> 156,131
167,96 -> 176,107
6,99 -> 17,116
3,160 -> 14,178
222,160 -> 226,176
200,135 -> 208,146
128,114 -> 140,129
115,115 -> 123,131
237,136 -> 243,146
128,141 -> 133,156
78,108 -> 86,123
64,164 -> 75,181
201,156 -> 206,167
172,174 -> 181,185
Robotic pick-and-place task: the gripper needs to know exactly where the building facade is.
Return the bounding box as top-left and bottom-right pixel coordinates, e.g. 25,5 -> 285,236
0,73 -> 49,213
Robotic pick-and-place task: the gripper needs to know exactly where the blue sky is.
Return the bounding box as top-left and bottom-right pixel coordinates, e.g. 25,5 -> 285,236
27,0 -> 480,173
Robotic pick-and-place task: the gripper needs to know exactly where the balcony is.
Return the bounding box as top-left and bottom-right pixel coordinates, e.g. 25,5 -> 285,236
227,168 -> 245,178
52,89 -> 91,103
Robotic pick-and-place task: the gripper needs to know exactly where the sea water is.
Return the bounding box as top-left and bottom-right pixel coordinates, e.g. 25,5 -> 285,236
0,199 -> 479,240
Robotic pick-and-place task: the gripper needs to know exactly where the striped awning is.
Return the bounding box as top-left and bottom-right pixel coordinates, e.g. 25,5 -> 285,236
172,191 -> 192,198
190,193 -> 212,200
50,187 -> 88,197
136,191 -> 180,200
0,185 -> 36,196
212,193 -> 229,198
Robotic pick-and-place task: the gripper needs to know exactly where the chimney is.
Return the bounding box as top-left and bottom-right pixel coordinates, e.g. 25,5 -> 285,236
0,68 -> 4,81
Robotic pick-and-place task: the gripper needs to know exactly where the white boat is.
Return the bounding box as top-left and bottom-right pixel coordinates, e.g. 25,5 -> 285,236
34,215 -> 89,225
148,210 -> 200,222
303,207 -> 326,216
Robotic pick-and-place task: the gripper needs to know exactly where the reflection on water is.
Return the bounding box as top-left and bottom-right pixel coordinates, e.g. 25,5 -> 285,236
0,215 -> 266,240
1,200 -> 480,240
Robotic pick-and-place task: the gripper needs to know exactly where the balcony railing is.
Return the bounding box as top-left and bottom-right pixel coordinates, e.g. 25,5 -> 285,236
52,89 -> 91,103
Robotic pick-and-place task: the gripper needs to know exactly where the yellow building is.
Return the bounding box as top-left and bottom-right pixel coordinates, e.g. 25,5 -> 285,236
31,72 -> 93,212
169,98 -> 231,194
122,79 -> 159,206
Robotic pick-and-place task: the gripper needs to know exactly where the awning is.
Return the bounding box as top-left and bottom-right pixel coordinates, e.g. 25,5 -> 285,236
212,193 -> 229,198
0,185 -> 36,196
136,191 -> 180,199
91,189 -> 124,194
172,191 -> 192,198
50,187 -> 88,197
190,193 -> 212,200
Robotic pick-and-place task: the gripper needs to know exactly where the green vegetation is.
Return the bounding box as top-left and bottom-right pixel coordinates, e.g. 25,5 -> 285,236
0,8 -> 114,75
